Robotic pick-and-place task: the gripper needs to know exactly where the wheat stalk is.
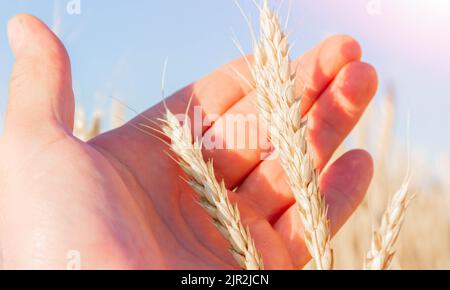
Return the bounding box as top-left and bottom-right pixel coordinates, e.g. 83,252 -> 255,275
365,179 -> 412,270
160,109 -> 264,270
251,0 -> 333,270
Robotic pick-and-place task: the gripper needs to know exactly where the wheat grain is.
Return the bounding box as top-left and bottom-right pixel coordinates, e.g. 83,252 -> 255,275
160,109 -> 264,270
251,0 -> 333,270
365,179 -> 411,270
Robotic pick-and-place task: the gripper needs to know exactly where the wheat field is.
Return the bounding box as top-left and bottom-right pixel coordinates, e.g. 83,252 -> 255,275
330,94 -> 450,270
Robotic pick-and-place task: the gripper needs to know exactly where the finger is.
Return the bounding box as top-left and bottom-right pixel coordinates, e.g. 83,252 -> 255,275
178,183 -> 294,269
295,35 -> 362,115
273,150 -> 373,268
202,36 -> 362,188
308,61 -> 378,169
237,61 -> 377,220
128,56 -> 254,138
4,14 -> 74,140
237,153 -> 294,223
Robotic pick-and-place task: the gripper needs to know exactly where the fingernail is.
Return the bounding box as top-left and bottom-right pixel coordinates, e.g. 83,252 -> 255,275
7,16 -> 25,56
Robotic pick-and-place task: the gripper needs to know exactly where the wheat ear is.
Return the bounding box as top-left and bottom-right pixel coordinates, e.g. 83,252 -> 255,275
365,179 -> 411,270
252,0 -> 333,270
160,109 -> 263,270
74,109 -> 102,141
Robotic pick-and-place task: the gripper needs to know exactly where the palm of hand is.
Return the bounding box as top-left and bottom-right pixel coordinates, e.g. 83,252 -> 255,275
0,15 -> 377,269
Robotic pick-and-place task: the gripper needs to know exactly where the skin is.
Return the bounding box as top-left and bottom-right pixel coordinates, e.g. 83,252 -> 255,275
0,14 -> 377,269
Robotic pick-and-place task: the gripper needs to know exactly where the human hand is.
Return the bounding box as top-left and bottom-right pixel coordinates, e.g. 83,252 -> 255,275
0,14 -> 377,269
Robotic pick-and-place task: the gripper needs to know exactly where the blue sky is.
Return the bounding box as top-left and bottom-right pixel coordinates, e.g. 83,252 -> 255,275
0,0 -> 449,158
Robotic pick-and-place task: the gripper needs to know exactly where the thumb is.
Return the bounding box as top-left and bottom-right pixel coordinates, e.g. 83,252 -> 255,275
5,14 -> 75,139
